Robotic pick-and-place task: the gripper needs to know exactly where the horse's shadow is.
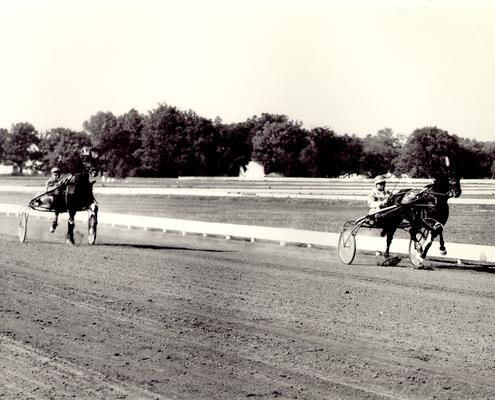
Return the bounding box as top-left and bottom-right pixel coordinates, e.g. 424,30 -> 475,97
372,255 -> 495,274
96,242 -> 230,253
432,262 -> 495,274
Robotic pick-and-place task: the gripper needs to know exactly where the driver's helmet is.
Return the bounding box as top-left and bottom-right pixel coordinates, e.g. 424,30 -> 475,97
374,175 -> 386,184
81,146 -> 91,159
374,175 -> 386,188
51,167 -> 61,175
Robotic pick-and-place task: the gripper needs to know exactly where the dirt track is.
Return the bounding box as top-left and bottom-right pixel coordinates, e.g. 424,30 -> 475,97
1,216 -> 494,399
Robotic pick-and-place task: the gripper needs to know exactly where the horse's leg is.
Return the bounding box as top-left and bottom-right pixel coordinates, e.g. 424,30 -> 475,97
89,202 -> 98,236
420,229 -> 438,260
384,227 -> 391,258
439,236 -> 446,255
50,212 -> 59,233
436,223 -> 447,255
421,222 -> 444,259
409,226 -> 422,253
91,201 -> 98,220
66,210 -> 76,245
384,223 -> 398,259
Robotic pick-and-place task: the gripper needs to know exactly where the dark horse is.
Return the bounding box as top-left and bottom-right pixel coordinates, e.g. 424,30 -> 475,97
49,149 -> 99,245
378,157 -> 462,265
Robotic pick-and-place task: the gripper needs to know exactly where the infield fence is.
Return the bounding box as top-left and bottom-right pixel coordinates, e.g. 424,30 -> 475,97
2,202 -> 494,265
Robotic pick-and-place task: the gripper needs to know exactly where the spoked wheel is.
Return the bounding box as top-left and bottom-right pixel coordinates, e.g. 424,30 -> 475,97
88,212 -> 97,245
409,228 -> 428,267
18,207 -> 29,243
338,226 -> 356,265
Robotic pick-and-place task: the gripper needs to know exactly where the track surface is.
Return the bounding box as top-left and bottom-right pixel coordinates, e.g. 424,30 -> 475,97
1,216 -> 494,399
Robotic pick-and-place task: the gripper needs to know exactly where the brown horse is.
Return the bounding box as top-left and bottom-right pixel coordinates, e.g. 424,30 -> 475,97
378,157 -> 462,265
49,149 -> 99,245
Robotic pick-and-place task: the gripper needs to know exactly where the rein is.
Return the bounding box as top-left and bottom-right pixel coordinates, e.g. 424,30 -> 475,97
426,191 -> 450,197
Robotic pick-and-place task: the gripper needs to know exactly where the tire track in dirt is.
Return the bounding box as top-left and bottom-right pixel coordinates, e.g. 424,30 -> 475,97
0,335 -> 168,400
1,284 -> 415,400
2,275 -> 408,400
1,220 -> 495,399
2,252 -> 494,399
3,282 -> 494,400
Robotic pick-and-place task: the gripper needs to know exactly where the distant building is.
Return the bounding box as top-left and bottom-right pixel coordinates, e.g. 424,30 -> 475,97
0,164 -> 13,175
239,161 -> 265,180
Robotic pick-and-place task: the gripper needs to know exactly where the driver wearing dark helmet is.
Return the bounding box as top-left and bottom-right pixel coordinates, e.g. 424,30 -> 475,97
367,175 -> 392,214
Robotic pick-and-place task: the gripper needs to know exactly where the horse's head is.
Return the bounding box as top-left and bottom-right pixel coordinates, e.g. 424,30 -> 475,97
80,147 -> 99,177
431,156 -> 462,198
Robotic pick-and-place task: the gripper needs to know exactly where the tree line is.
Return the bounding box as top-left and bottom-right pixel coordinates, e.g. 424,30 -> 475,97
1,103 -> 494,179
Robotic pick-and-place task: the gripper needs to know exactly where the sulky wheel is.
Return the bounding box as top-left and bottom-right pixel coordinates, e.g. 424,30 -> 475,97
408,228 -> 428,267
338,226 -> 356,265
18,207 -> 29,243
88,213 -> 97,245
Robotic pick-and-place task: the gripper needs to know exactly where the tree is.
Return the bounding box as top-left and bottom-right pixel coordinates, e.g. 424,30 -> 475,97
338,134 -> 364,176
4,122 -> 40,174
483,141 -> 495,178
112,109 -> 144,177
172,109 -> 220,176
139,104 -> 182,176
84,110 -> 145,178
395,127 -> 461,178
456,138 -> 491,178
215,121 -> 253,176
39,128 -> 92,173
214,113 -> 291,176
251,117 -> 308,176
139,104 -> 224,177
360,128 -> 402,177
299,127 -> 359,177
83,111 -> 118,174
0,128 -> 8,163
83,111 -> 118,149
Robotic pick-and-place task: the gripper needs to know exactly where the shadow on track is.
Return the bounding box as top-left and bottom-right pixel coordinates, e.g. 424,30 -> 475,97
96,242 -> 231,253
433,262 -> 495,274
353,254 -> 495,273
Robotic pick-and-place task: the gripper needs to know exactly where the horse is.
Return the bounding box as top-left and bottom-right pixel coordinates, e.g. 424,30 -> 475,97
378,157 -> 462,265
49,149 -> 99,245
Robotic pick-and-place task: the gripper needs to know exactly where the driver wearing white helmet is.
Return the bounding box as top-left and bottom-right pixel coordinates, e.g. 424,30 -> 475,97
367,175 -> 392,214
45,167 -> 63,191
36,167 -> 64,210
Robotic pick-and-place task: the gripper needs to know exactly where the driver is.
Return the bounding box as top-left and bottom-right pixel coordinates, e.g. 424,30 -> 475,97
36,167 -> 64,210
367,175 -> 392,214
45,167 -> 63,192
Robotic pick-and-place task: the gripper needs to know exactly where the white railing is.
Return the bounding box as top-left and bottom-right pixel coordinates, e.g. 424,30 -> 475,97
0,185 -> 494,204
3,203 -> 494,264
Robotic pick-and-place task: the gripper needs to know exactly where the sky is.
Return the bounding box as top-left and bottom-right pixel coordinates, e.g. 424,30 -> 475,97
0,0 -> 494,141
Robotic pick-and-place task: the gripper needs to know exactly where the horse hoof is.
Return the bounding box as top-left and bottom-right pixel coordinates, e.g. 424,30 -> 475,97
50,222 -> 58,233
381,256 -> 401,267
440,250 -> 447,256
66,239 -> 75,246
416,264 -> 433,270
414,257 -> 425,267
